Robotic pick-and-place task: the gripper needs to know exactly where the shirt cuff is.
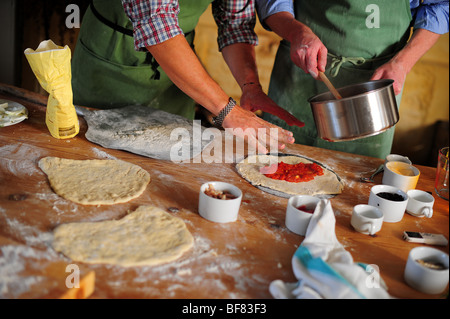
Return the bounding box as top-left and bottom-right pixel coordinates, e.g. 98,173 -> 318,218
132,14 -> 184,51
217,28 -> 258,51
212,1 -> 258,51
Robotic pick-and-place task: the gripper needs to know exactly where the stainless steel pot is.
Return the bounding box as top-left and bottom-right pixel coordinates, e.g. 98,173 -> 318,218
308,79 -> 399,142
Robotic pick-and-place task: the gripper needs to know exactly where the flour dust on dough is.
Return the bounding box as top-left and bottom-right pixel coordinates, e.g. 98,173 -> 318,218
236,154 -> 344,196
38,157 -> 150,205
52,206 -> 194,267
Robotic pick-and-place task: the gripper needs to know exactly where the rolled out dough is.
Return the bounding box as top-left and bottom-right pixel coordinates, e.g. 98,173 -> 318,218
52,206 -> 194,267
236,154 -> 344,196
39,157 -> 150,205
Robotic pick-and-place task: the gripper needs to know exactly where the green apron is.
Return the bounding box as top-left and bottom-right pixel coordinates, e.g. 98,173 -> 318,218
72,0 -> 213,119
265,0 -> 412,159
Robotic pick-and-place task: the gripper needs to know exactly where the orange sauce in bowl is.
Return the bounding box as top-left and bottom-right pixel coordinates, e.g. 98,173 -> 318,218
390,167 -> 416,176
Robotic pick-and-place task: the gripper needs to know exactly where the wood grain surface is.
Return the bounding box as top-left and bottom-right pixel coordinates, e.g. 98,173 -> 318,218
0,84 -> 448,299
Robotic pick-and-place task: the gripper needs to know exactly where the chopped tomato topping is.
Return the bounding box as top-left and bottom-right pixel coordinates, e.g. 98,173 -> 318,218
263,161 -> 324,183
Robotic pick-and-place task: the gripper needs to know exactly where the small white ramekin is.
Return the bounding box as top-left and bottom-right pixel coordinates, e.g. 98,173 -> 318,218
198,182 -> 243,223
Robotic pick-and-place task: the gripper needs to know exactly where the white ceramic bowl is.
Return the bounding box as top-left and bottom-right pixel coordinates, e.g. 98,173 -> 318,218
198,182 -> 242,223
350,204 -> 384,235
285,195 -> 320,236
385,154 -> 412,166
368,185 -> 408,223
382,161 -> 420,192
406,189 -> 435,218
404,247 -> 449,294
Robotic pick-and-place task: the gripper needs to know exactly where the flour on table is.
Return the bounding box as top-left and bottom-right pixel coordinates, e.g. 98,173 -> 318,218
38,157 -> 150,205
52,206 -> 194,267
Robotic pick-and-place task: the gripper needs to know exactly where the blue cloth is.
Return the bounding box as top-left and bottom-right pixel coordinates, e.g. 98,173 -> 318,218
256,0 -> 449,34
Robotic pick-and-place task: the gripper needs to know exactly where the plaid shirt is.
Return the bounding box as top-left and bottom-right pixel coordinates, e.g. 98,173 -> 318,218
122,0 -> 258,51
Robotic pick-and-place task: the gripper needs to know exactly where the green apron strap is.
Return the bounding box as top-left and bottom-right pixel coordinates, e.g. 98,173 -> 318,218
328,55 -> 366,78
90,1 -> 132,36
89,1 -> 161,80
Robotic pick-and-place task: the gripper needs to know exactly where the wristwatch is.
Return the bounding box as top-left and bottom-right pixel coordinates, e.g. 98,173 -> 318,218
212,97 -> 236,128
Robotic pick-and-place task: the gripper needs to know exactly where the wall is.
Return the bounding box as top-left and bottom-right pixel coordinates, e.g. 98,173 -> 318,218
0,1 -> 19,86
18,0 -> 89,94
194,7 -> 449,166
394,33 -> 449,166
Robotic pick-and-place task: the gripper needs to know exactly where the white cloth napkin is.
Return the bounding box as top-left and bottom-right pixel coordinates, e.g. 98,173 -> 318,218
270,199 -> 392,299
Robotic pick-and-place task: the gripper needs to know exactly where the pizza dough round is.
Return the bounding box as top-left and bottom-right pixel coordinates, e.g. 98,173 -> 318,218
236,154 -> 344,196
52,206 -> 194,267
39,157 -> 150,205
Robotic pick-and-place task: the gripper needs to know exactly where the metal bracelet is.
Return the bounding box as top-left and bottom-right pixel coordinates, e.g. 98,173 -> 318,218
212,97 -> 236,128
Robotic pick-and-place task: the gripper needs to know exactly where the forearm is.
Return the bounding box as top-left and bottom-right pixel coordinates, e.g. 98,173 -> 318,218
263,11 -> 308,44
146,35 -> 229,115
221,43 -> 261,90
392,28 -> 441,74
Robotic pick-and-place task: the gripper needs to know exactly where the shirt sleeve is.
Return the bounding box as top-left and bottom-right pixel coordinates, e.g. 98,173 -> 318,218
212,0 -> 258,51
255,0 -> 294,30
121,0 -> 184,51
410,0 -> 449,34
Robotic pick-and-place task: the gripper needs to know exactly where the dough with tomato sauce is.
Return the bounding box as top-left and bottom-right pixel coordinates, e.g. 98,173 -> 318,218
236,154 -> 344,196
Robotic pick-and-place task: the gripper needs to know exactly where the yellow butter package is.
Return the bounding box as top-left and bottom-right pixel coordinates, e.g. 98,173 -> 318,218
24,40 -> 79,139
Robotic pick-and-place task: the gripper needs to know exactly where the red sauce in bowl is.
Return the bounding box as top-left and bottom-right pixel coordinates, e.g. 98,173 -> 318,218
296,205 -> 315,214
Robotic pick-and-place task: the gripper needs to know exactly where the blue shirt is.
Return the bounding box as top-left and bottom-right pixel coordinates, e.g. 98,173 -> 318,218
256,0 -> 449,34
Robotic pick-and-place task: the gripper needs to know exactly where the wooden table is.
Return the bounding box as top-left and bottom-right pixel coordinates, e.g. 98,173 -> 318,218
0,84 -> 448,300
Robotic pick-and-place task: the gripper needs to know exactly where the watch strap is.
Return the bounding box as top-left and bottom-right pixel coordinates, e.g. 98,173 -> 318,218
212,97 -> 236,127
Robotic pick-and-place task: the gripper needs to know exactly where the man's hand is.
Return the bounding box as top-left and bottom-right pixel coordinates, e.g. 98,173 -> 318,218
240,83 -> 305,128
289,24 -> 328,79
222,105 -> 295,154
371,29 -> 441,95
264,12 -> 328,79
371,60 -> 407,95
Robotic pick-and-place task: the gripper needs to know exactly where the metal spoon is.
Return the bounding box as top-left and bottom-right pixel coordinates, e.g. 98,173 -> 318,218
360,164 -> 384,183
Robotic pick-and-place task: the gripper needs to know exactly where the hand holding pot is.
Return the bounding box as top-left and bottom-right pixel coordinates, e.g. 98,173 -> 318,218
264,13 -> 328,79
371,60 -> 406,95
289,24 -> 328,79
371,29 -> 442,95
